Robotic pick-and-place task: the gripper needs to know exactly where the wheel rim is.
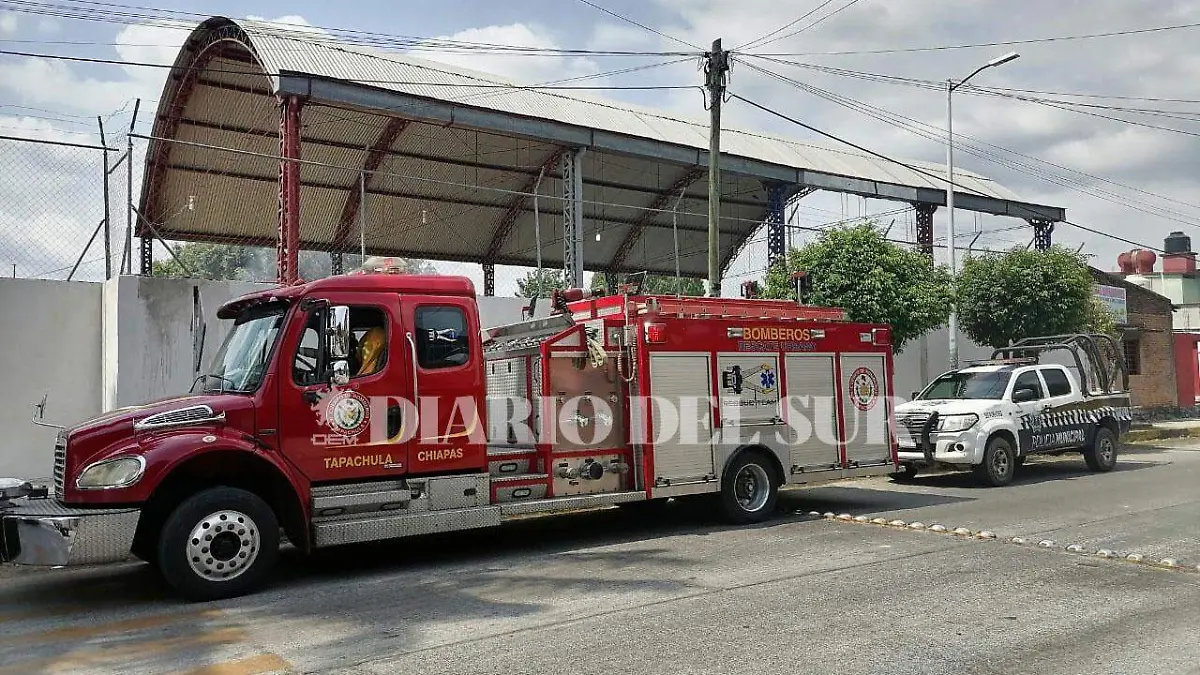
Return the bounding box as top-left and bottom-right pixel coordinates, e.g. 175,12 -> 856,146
734,463 -> 771,512
186,509 -> 260,582
1098,436 -> 1115,465
992,445 -> 1011,478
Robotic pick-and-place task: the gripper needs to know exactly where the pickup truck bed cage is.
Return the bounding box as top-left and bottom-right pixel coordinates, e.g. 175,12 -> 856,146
987,333 -> 1128,395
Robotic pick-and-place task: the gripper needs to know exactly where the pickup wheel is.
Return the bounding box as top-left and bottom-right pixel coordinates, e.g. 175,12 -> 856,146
720,452 -> 780,524
1083,426 -> 1119,472
973,436 -> 1017,487
156,487 -> 279,602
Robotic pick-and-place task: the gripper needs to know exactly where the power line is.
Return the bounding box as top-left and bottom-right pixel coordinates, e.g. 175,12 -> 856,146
748,0 -> 866,52
0,0 -> 700,56
726,90 -> 1164,252
0,48 -> 698,90
572,0 -> 703,51
737,58 -> 1200,226
737,0 -> 837,51
749,20 -> 1200,56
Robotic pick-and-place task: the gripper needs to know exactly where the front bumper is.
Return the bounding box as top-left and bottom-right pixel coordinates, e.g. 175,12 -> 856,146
1,497 -> 139,566
896,431 -> 984,467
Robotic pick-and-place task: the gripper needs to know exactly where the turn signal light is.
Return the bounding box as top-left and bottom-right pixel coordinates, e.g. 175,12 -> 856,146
644,322 -> 666,344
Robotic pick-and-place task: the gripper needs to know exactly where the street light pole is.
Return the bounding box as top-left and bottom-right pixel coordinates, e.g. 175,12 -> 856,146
945,51 -> 1019,370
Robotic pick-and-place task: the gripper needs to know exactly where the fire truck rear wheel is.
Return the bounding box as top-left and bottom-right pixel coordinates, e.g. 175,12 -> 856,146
720,452 -> 780,525
156,487 -> 280,602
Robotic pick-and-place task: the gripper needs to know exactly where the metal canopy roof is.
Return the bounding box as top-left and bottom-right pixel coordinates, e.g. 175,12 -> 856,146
140,17 -> 1066,279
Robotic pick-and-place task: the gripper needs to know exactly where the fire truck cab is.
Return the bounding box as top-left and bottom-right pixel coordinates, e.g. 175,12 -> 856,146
1,264 -> 898,601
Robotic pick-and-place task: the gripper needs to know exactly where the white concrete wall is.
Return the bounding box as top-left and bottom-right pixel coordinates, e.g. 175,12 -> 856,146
0,278 -> 103,479
892,327 -> 993,401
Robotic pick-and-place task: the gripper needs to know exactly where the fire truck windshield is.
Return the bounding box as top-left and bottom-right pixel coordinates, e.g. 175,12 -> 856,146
198,304 -> 287,394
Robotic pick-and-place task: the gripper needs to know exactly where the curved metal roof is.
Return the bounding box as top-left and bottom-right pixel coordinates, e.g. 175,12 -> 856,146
139,17 -> 1065,279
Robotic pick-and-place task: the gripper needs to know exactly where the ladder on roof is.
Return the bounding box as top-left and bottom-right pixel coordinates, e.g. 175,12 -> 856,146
632,296 -> 847,322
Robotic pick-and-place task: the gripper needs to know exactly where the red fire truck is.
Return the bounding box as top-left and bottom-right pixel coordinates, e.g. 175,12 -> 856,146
0,264 -> 898,600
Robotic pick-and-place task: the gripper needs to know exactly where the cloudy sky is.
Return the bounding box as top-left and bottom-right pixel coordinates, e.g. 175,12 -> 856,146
1,0 -> 1197,291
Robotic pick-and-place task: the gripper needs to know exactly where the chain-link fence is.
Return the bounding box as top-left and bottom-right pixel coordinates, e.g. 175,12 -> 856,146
0,134 -> 126,281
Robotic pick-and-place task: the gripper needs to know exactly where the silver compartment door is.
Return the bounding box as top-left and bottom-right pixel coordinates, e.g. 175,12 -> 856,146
784,353 -> 841,472
839,353 -> 892,468
648,353 -> 715,482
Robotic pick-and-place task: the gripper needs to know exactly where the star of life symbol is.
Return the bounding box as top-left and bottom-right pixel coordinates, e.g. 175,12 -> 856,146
310,385 -> 371,436
759,368 -> 776,390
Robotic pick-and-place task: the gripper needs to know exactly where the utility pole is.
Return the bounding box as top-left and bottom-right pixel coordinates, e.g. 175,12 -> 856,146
705,38 -> 729,298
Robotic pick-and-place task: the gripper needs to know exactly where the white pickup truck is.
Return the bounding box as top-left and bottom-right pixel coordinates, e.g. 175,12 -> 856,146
893,334 -> 1132,487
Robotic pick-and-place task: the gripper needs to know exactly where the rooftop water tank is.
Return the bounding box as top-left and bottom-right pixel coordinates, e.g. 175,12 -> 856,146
1165,231 -> 1193,255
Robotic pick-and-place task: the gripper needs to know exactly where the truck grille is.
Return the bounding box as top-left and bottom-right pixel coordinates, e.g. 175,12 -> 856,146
53,430 -> 66,496
896,412 -> 930,446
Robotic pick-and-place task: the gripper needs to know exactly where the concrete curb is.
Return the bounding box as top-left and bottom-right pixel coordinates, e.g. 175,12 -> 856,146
803,510 -> 1197,576
1125,427 -> 1200,443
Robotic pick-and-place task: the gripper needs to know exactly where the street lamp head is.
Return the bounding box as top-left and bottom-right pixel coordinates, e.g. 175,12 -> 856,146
987,52 -> 1020,68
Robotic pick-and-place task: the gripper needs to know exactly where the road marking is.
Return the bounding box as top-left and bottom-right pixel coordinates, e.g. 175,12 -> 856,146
0,609 -> 223,646
167,654 -> 292,675
0,627 -> 247,675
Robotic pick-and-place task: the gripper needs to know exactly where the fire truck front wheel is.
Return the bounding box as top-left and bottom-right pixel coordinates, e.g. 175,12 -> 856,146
156,487 -> 280,602
720,451 -> 780,525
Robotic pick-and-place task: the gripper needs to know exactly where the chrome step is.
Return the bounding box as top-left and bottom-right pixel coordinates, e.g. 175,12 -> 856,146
311,479 -> 406,498
313,506 -> 501,547
491,472 -> 549,503
498,490 -> 646,516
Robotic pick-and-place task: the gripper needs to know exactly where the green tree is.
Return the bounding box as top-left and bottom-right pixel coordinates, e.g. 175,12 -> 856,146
515,268 -> 567,298
589,272 -> 706,296
955,246 -> 1097,349
761,222 -> 953,354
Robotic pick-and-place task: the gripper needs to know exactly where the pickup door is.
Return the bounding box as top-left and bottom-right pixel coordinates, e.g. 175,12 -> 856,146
1036,365 -> 1088,451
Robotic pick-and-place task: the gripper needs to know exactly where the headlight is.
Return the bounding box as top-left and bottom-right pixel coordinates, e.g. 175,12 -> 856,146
76,456 -> 146,490
936,414 -> 979,432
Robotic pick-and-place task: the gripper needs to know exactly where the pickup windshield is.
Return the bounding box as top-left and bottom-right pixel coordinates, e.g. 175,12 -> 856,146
917,370 -> 1011,400
197,304 -> 288,394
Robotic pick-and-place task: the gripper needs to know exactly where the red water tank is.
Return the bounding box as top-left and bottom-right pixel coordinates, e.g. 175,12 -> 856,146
1117,250 -> 1134,274
1133,248 -> 1157,274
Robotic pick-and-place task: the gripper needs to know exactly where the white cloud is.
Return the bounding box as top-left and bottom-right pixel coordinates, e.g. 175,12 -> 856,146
36,18 -> 57,34
0,13 -> 15,34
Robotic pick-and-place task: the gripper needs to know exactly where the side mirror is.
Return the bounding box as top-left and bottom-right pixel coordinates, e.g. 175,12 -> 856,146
910,391 -> 920,400
327,306 -> 351,359
1012,387 -> 1037,403
331,359 -> 350,386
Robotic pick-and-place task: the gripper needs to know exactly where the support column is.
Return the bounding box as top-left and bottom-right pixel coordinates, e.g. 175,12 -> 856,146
277,95 -> 303,285
483,263 -> 495,296
560,147 -> 585,288
1030,219 -> 1054,250
914,204 -> 936,260
139,235 -> 153,275
766,182 -> 787,267
330,251 -> 343,276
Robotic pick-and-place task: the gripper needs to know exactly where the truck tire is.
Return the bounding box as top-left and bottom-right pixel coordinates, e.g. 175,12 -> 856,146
156,486 -> 280,602
973,436 -> 1016,487
1083,426 -> 1119,472
720,452 -> 779,524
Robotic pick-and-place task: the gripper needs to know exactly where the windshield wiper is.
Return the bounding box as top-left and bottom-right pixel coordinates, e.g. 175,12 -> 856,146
191,373 -> 237,394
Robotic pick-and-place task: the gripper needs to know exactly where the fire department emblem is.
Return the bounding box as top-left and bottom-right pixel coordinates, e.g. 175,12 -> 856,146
311,387 -> 371,436
850,367 -> 879,411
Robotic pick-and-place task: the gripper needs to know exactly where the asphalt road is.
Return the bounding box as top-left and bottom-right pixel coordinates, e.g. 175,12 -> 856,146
3,441 -> 1200,675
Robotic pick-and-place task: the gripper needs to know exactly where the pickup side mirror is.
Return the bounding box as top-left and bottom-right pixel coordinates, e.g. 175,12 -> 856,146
1011,387 -> 1037,403
327,305 -> 351,385
910,391 -> 920,400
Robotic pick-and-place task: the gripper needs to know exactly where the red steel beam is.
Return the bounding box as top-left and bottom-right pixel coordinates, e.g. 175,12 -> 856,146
278,95 -> 303,285
484,147 -> 567,261
330,117 -> 412,255
606,166 -> 706,272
